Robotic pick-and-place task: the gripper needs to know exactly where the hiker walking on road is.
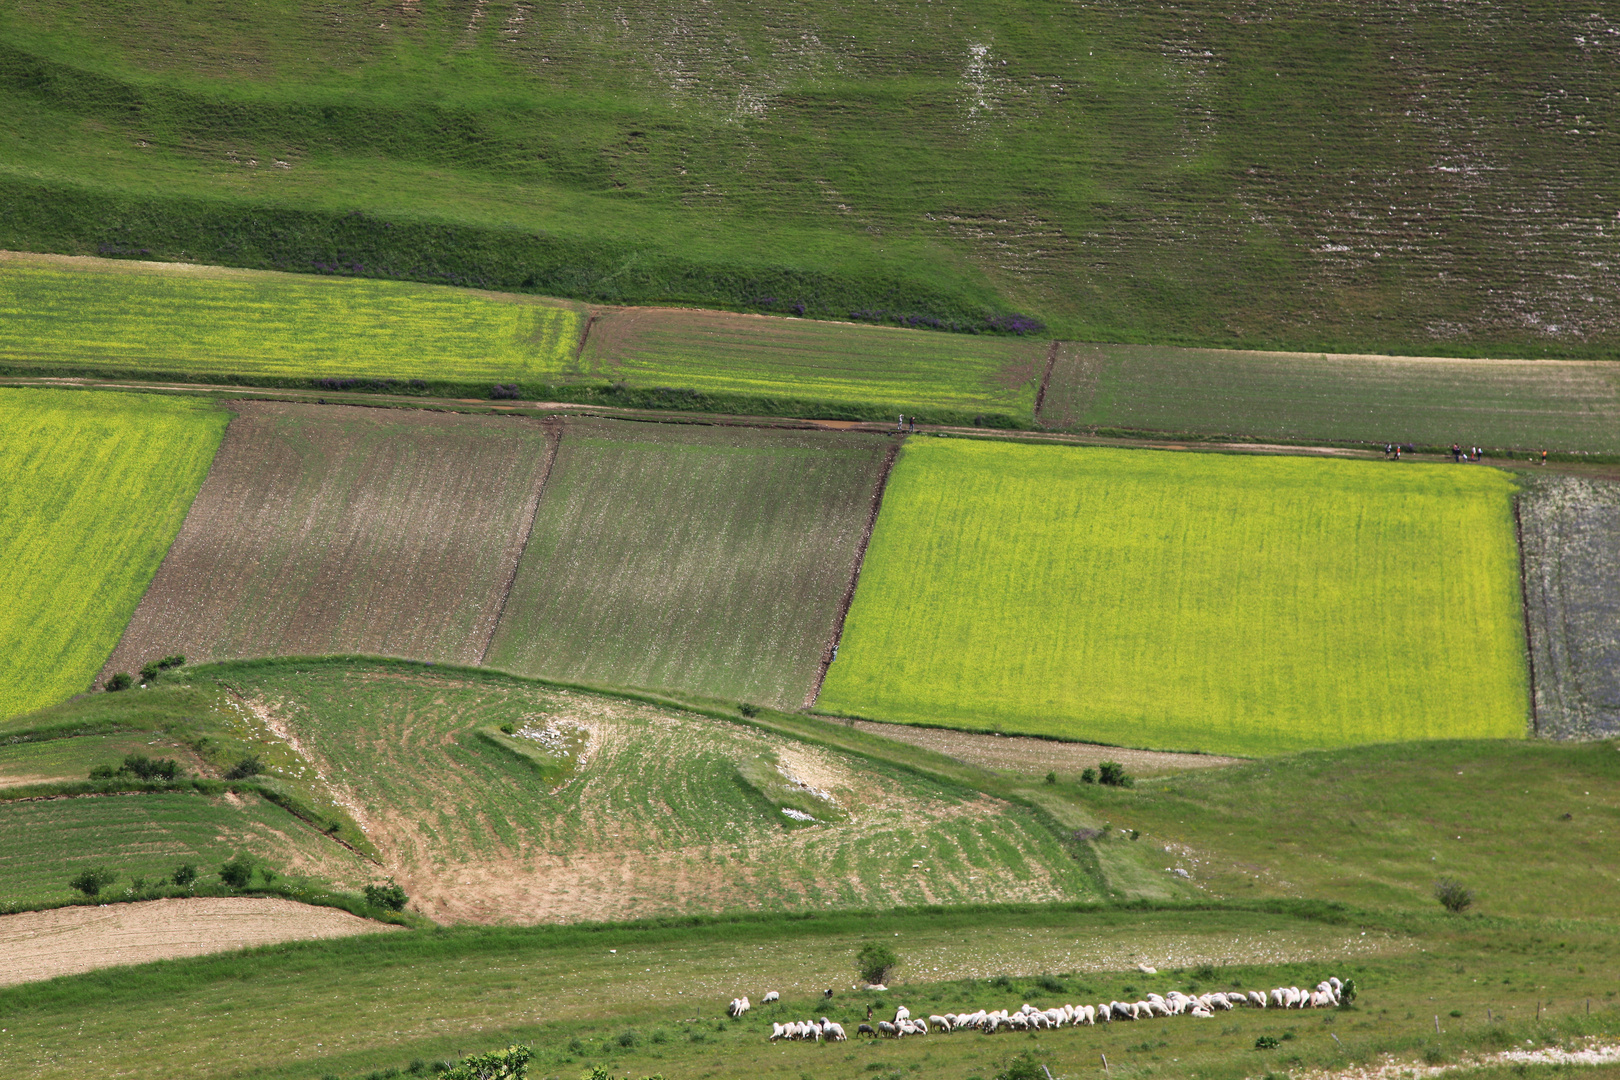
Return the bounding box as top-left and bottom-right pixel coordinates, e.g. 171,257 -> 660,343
1541,448 -> 1548,465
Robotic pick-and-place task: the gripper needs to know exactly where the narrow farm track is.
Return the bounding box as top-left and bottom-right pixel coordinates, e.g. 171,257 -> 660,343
0,897 -> 398,988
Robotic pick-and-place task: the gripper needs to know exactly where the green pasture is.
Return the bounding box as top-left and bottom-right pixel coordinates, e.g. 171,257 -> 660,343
3,0 -> 1617,356
0,254 -> 581,385
0,791 -> 374,910
1042,343 -> 1620,453
1,901 -> 1616,1080
0,388 -> 226,719
579,308 -> 1045,422
819,439 -> 1528,756
486,419 -> 894,709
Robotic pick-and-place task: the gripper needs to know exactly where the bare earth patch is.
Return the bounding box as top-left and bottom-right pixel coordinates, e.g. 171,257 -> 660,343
0,897 -> 397,987
851,720 -> 1245,777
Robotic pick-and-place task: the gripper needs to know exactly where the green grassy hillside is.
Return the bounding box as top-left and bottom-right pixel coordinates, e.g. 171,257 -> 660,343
485,419 -> 895,709
1,0 -> 1616,355
819,439 -> 1529,755
0,388 -> 226,719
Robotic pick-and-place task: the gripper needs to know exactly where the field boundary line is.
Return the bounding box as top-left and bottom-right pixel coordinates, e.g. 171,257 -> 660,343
1512,495 -> 1540,736
1033,340 -> 1059,423
575,314 -> 598,362
804,437 -> 903,708
478,422 -> 563,666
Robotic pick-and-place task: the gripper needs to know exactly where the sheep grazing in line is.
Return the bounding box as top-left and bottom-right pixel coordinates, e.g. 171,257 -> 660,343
767,975 -> 1347,1048
762,991 -> 780,1004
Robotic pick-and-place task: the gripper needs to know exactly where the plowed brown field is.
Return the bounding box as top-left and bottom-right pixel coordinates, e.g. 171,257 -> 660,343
0,897 -> 397,987
101,402 -> 559,678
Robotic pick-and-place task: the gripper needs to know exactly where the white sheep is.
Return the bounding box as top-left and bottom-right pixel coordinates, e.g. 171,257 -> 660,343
1248,991 -> 1268,1009
929,1014 -> 950,1031
823,1020 -> 847,1042
762,991 -> 780,1004
894,1005 -> 911,1023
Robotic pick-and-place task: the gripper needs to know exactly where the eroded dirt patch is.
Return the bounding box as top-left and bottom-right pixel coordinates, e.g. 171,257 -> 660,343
0,897 -> 397,987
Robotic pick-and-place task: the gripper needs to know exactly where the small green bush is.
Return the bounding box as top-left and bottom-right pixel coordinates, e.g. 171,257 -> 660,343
69,866 -> 117,897
224,756 -> 263,780
120,754 -> 181,781
738,703 -> 759,718
616,1029 -> 639,1047
855,941 -> 900,985
1044,770 -> 1057,785
993,1052 -> 1047,1080
1435,879 -> 1474,913
139,661 -> 162,682
1340,978 -> 1358,1005
173,863 -> 198,887
220,857 -> 254,888
364,879 -> 409,911
88,764 -> 116,779
158,654 -> 186,670
1080,768 -> 1097,784
104,672 -> 133,692
1255,1035 -> 1280,1050
499,723 -> 515,735
1098,761 -> 1134,787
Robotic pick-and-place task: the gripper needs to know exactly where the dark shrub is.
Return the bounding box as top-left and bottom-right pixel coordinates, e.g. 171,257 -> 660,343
1098,761 -> 1134,787
220,857 -> 254,888
1340,978 -> 1358,1005
1035,974 -> 1065,993
121,754 -> 181,781
1080,768 -> 1097,784
616,1029 -> 639,1047
173,863 -> 198,887
364,879 -> 409,911
89,764 -> 116,779
499,723 -> 515,735
994,1052 -> 1048,1080
1435,879 -> 1474,913
738,703 -> 759,718
490,383 -> 521,400
69,867 -> 117,897
159,654 -> 186,670
1255,1035 -> 1280,1050
855,941 -> 899,985
1044,770 -> 1057,785
225,756 -> 263,779
105,672 -> 133,692
140,661 -> 161,682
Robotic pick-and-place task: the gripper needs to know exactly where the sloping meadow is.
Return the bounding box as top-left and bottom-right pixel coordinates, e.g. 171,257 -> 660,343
189,661 -> 1094,923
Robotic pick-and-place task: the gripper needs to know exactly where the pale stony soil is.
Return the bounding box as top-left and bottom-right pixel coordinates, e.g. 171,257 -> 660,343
851,720 -> 1245,777
0,897 -> 397,987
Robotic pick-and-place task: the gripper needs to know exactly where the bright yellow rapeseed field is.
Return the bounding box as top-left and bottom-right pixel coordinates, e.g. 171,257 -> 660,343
0,388 -> 227,718
820,439 -> 1528,756
0,253 -> 582,384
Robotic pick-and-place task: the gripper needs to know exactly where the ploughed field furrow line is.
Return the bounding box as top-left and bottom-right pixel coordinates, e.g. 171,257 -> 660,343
1040,343 -> 1620,453
100,401 -> 560,681
1518,476 -> 1620,739
484,417 -> 897,710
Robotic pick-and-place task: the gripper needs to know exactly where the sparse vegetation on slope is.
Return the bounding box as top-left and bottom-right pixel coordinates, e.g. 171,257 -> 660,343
0,388 -> 226,719
820,439 -> 1528,755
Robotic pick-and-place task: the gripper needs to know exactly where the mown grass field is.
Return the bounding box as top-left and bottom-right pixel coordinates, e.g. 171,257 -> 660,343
1041,343 -> 1620,452
100,401 -> 558,680
3,0 -> 1617,356
486,418 -> 894,709
0,252 -> 582,386
0,388 -> 226,719
580,307 -> 1046,422
0,901 -> 1615,1080
819,439 -> 1528,756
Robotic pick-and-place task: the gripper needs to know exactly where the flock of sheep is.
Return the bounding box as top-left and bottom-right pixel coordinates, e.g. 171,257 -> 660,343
754,977 -> 1348,1043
